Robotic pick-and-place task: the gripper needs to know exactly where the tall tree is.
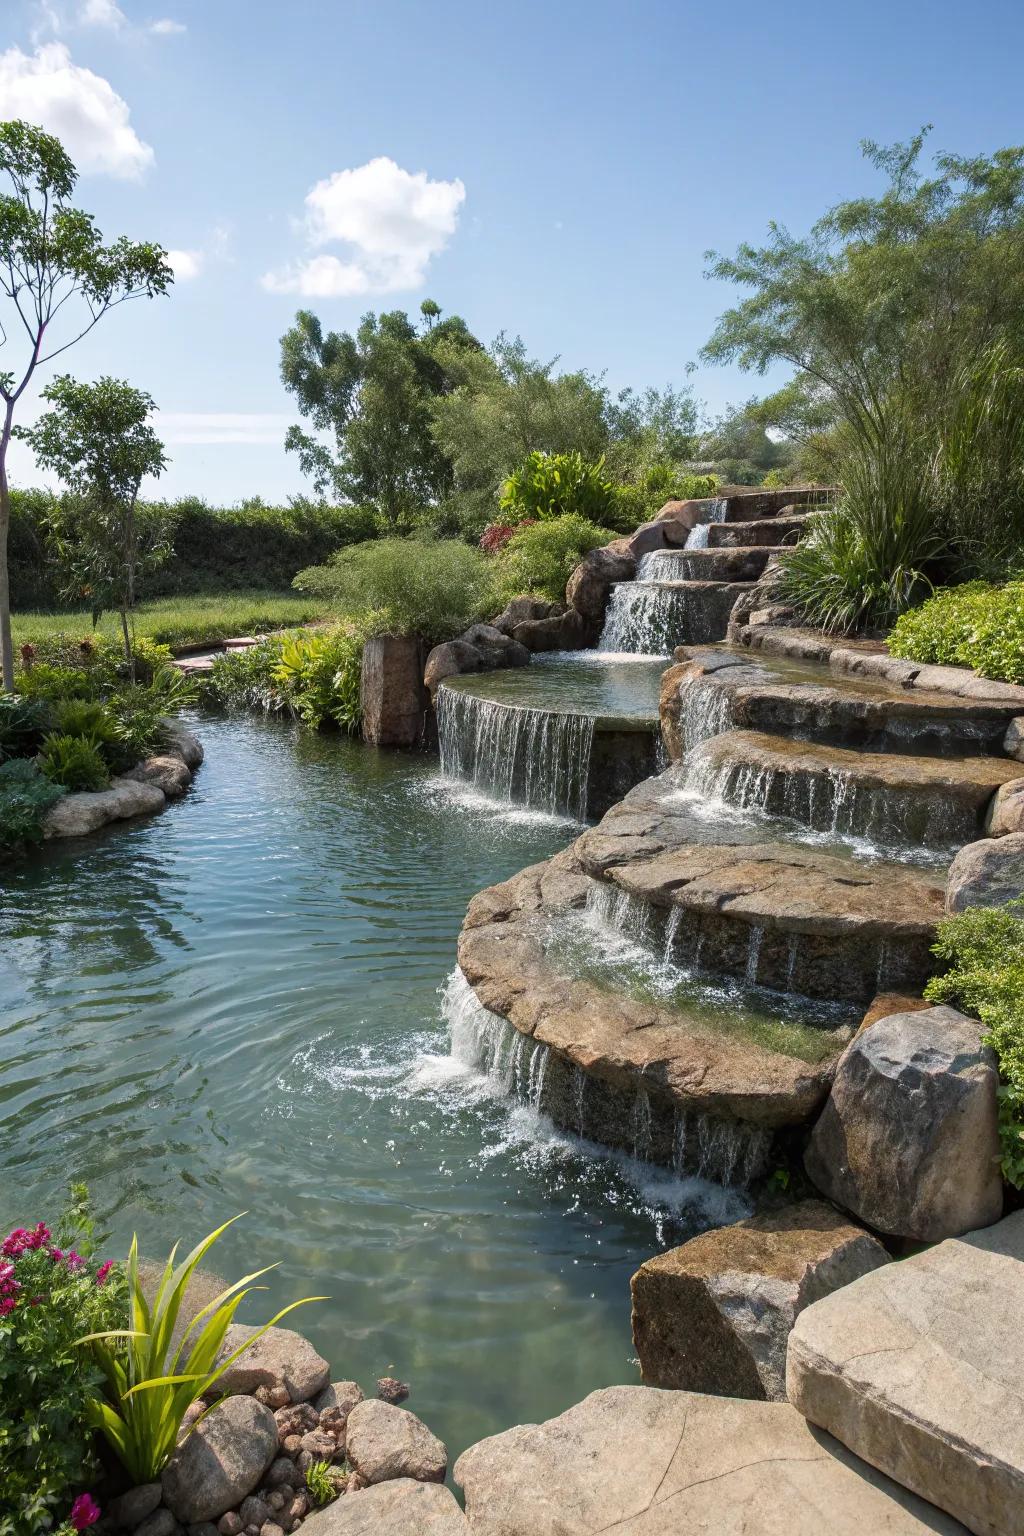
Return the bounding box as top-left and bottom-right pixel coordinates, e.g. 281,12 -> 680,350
280,298 -> 481,528
0,120 -> 171,688
20,376 -> 168,678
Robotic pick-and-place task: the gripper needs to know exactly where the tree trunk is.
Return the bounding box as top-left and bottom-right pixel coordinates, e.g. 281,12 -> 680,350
0,405 -> 15,691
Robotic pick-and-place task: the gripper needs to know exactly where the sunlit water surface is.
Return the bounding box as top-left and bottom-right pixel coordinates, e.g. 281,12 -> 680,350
0,714 -> 742,1459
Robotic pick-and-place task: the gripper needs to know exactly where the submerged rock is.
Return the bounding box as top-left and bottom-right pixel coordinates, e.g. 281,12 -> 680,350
805,1005 -> 1003,1241
161,1395 -> 277,1523
788,1210 -> 1024,1536
630,1200 -> 888,1401
453,1385 -> 966,1534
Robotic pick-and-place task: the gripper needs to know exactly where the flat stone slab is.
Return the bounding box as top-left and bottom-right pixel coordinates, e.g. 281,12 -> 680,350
454,1385 -> 967,1534
788,1211 -> 1024,1536
302,1479 -> 468,1534
708,513 -> 813,548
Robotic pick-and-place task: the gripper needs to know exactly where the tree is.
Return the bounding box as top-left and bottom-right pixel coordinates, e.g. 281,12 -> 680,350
279,302 -> 481,528
0,119 -> 171,688
701,130 -> 1024,447
20,376 -> 168,677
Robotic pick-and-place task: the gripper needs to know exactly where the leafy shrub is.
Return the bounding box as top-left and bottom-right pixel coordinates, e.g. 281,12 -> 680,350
888,581 -> 1024,683
53,699 -> 119,749
500,451 -> 619,526
17,664 -> 95,703
83,1218 -> 323,1484
926,900 -> 1024,1187
761,468 -> 788,488
611,467 -> 720,530
479,520 -> 533,555
0,1187 -> 124,1535
102,688 -> 170,771
273,626 -> 364,732
200,638 -> 283,714
0,695 -> 53,761
0,758 -> 65,852
497,514 -> 614,602
39,734 -> 111,792
294,538 -> 494,645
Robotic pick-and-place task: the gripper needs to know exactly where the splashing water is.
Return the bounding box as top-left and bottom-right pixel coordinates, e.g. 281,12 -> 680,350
437,686 -> 594,819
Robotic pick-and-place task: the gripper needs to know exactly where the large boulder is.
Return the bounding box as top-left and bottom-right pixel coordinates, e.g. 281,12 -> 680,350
565,545 -> 636,620
985,778 -> 1024,835
788,1210 -> 1024,1536
804,1006 -> 1003,1241
162,719 -> 204,769
630,1201 -> 888,1401
454,1385 -> 967,1534
459,623 -> 530,669
344,1399 -> 447,1485
423,639 -> 484,693
1004,716 -> 1024,761
489,596 -> 564,636
215,1323 -> 330,1402
947,832 -> 1024,911
361,635 -> 428,747
126,754 -> 193,799
301,1478 -> 469,1534
161,1395 -> 278,1523
42,776 -> 165,839
511,607 -> 594,652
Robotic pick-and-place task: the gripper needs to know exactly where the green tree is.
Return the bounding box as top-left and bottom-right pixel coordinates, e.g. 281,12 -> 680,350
0,120 -> 171,689
702,130 -> 1024,446
279,302 -> 481,528
21,376 -> 169,678
700,399 -> 790,484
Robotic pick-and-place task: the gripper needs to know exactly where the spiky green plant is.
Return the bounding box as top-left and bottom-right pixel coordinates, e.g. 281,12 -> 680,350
79,1216 -> 325,1484
305,1459 -> 345,1507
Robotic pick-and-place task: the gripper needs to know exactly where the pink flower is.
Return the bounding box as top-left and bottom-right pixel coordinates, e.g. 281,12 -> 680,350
25,1223 -> 51,1252
49,1248 -> 65,1264
65,1251 -> 85,1271
2,1229 -> 29,1258
95,1261 -> 114,1286
0,1296 -> 17,1317
70,1494 -> 101,1531
0,1262 -> 13,1286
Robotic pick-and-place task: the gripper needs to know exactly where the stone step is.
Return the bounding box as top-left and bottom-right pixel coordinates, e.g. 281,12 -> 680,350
788,1210 -> 1024,1536
708,513 -> 813,548
720,488 -> 828,522
641,546 -> 773,582
453,1385 -> 968,1534
686,729 -> 1021,849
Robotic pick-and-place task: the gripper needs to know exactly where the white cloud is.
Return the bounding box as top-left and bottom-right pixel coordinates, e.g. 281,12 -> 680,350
262,156 -> 465,298
166,247 -> 203,280
157,413 -> 293,446
79,0 -> 126,27
149,18 -> 186,35
0,43 -> 154,178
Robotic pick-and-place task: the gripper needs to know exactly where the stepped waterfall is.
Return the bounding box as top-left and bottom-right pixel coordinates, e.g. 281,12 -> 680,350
437,684 -> 595,819
599,498 -> 728,653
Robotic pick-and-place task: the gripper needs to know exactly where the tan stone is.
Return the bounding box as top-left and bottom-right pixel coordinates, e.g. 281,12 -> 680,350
631,1201 -> 888,1400
788,1211 -> 1024,1536
300,1479 -> 468,1534
216,1324 -> 330,1402
344,1399 -> 447,1485
984,776 -> 1024,835
946,832 -> 1024,912
42,776 -> 165,838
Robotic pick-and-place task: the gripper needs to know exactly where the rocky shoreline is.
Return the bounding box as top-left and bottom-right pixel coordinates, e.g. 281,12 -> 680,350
41,720 -> 203,842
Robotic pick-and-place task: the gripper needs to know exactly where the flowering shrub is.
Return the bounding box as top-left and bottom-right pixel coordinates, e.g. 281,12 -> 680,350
479,520 -> 535,555
0,1187 -> 123,1536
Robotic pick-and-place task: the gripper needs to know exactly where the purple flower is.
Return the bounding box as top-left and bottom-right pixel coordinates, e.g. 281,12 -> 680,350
70,1493 -> 101,1531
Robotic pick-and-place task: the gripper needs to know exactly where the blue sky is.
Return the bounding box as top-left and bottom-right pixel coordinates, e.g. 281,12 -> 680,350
3,0 -> 1024,503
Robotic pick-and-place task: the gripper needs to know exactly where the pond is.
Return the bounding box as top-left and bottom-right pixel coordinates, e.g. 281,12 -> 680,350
0,713 -> 742,1461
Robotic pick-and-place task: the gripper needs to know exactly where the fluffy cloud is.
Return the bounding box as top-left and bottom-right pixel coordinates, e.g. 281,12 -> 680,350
79,0 -> 126,27
166,248 -> 203,280
149,18 -> 186,35
0,43 -> 153,178
262,156 -> 465,297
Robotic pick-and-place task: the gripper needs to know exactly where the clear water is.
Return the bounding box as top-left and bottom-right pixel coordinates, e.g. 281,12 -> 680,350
440,651 -> 666,722
0,714 -> 741,1461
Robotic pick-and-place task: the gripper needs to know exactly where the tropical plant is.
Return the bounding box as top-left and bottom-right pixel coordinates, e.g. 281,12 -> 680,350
53,699 -> 119,751
500,450 -> 618,526
21,377 -> 170,680
926,900 -> 1024,1187
39,733 -> 110,792
295,538 -> 494,645
272,627 -> 364,733
497,514 -> 614,602
0,694 -> 52,760
81,1217 -> 325,1485
17,664 -> 94,703
0,757 -> 64,851
0,1187 -> 124,1535
0,119 -> 172,689
200,638 -> 284,714
888,581 -> 1024,683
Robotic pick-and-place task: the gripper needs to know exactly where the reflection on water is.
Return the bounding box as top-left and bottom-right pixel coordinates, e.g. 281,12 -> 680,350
0,713 -> 740,1459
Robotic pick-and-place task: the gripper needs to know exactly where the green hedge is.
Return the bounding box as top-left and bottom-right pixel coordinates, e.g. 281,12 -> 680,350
9,490 -> 377,608
888,580 -> 1024,683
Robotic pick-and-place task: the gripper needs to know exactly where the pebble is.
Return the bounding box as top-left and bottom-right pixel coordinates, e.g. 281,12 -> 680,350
217,1517 -> 242,1536
238,1499 -> 270,1531
299,1429 -> 336,1460
265,1459 -> 296,1489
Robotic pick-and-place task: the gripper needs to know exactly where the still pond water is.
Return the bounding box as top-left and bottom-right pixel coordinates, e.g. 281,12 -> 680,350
0,714 -> 741,1459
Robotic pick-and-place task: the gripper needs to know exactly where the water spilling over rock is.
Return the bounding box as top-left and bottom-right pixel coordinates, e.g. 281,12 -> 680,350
437,685 -> 594,819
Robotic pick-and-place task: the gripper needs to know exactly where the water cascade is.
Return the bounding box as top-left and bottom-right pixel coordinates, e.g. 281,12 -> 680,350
598,499 -> 732,654
437,685 -> 594,819
680,497 -> 728,551
675,673 -> 735,754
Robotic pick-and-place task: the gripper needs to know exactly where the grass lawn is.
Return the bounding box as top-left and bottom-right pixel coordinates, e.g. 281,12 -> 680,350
12,591 -> 330,653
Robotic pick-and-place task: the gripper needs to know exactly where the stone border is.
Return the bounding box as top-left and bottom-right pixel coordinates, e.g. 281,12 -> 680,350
41,720 -> 203,841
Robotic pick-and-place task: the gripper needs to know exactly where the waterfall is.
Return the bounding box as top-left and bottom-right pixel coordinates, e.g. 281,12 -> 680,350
445,970 -> 550,1110
676,674 -> 734,753
437,686 -> 594,819
682,497 -> 727,551
598,583 -> 688,655
673,1108 -> 771,1186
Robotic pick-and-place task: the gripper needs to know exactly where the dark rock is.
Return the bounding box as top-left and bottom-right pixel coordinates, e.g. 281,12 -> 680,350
375,1376 -> 409,1405
265,1459 -> 297,1489
162,1396 -> 279,1524
422,639 -> 484,693
238,1500 -> 271,1531
135,1511 -> 178,1536
217,1517 -> 242,1536
511,607 -> 595,652
805,1005 -> 1003,1240
109,1484 -> 163,1530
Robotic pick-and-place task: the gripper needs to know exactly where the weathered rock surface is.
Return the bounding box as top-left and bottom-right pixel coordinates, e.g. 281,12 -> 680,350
631,1201 -> 888,1401
946,831 -> 1024,911
42,775 -> 166,839
709,512 -> 812,549
645,545 -> 774,583
986,777 -> 1024,835
127,753 -> 193,798
302,1479 -> 468,1534
344,1399 -> 447,1485
454,1385 -> 967,1534
805,1006 -> 1003,1241
361,635 -> 428,747
423,631 -> 529,693
511,606 -> 594,652
788,1211 -> 1024,1536
313,1380 -> 364,1420
1004,716 -> 1024,761
162,719 -> 204,768
216,1323 -> 330,1402
489,596 -> 564,636
565,545 -> 636,619
161,1395 -> 278,1522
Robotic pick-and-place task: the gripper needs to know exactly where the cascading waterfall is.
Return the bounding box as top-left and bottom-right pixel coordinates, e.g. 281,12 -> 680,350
681,497 -> 727,551
598,499 -> 729,654
445,969 -> 550,1110
437,685 -> 594,819
676,674 -> 734,753
672,1109 -> 771,1188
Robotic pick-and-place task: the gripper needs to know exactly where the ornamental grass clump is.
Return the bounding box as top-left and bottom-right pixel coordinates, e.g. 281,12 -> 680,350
81,1215 -> 325,1485
0,1187 -> 123,1536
